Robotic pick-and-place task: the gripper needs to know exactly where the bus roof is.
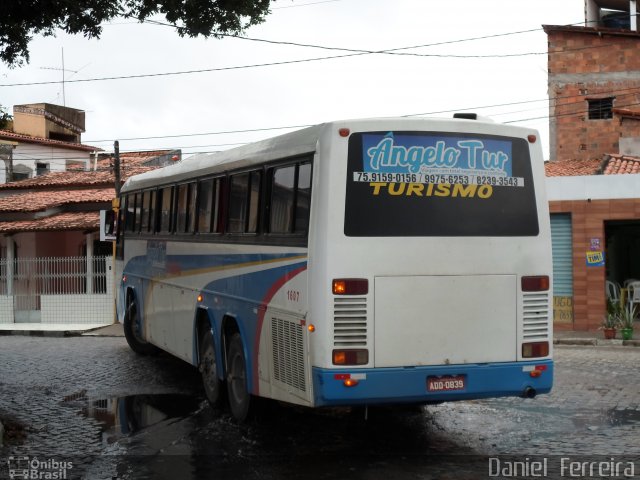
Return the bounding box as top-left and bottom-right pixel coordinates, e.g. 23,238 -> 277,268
120,117 -> 536,193
121,123 -> 324,192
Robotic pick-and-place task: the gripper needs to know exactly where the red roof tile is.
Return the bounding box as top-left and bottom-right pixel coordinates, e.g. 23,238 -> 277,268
0,188 -> 114,213
0,150 -> 178,234
602,154 -> 640,174
0,150 -> 174,190
0,211 -> 100,233
545,159 -> 602,177
545,154 -> 640,177
0,130 -> 100,152
0,164 -> 154,190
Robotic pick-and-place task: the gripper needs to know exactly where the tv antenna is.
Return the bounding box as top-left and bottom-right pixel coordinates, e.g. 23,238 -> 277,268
39,48 -> 80,106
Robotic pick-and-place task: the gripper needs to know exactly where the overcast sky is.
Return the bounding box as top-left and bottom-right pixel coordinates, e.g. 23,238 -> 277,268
0,0 -> 586,159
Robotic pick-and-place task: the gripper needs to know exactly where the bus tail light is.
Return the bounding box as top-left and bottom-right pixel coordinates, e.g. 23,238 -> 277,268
333,349 -> 369,365
521,275 -> 549,292
522,342 -> 549,358
332,278 -> 368,295
530,364 -> 547,377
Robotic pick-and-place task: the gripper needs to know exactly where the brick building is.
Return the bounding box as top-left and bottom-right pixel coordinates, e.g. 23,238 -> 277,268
544,0 -> 640,331
545,24 -> 640,161
546,157 -> 640,331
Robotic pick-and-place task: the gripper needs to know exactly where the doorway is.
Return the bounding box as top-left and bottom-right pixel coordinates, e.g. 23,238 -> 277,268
605,220 -> 640,286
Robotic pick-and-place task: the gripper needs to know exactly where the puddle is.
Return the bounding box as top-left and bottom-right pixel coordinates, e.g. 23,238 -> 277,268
65,393 -> 201,443
605,408 -> 640,426
571,408 -> 640,430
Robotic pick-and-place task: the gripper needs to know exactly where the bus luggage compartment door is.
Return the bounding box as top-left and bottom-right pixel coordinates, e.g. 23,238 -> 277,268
373,275 -> 517,367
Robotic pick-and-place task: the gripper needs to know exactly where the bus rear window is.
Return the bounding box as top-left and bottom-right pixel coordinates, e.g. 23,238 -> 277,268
344,131 -> 539,237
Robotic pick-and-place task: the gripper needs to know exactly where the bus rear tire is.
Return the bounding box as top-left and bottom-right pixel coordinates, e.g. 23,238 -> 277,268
200,329 -> 223,406
123,300 -> 159,356
226,333 -> 253,422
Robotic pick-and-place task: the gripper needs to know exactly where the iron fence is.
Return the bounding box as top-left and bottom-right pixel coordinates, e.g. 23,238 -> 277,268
0,256 -> 114,324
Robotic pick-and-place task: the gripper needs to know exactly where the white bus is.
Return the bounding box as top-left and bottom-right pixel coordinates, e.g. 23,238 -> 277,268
113,116 -> 553,421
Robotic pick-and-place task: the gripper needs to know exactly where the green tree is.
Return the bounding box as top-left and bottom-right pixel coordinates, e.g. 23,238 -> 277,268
0,105 -> 12,129
0,0 -> 272,67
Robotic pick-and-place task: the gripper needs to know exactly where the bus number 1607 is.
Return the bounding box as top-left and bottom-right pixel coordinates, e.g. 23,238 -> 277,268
287,290 -> 300,302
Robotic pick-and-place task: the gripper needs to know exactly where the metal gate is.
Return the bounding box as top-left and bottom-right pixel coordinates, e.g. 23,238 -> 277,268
550,214 -> 573,324
0,256 -> 113,324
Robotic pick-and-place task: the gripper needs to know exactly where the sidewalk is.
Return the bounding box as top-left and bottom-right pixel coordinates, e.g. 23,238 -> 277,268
553,329 -> 640,347
0,323 -> 124,337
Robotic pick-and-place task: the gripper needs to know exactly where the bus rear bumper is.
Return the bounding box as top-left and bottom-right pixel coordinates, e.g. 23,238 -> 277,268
312,360 -> 553,407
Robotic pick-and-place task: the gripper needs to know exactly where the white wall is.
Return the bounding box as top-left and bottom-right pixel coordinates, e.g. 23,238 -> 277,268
0,143 -> 90,183
546,174 -> 640,201
0,296 -> 13,322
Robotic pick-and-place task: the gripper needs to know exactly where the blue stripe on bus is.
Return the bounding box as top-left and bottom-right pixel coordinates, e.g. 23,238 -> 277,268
124,252 -> 305,280
123,253 -> 308,394
312,360 -> 553,406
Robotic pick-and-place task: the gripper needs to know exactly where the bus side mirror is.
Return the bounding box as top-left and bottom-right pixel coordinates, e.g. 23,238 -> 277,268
100,209 -> 117,241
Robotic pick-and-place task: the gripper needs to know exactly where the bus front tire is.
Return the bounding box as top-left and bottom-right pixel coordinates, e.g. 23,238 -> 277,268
226,333 -> 252,422
123,301 -> 159,356
200,329 -> 223,406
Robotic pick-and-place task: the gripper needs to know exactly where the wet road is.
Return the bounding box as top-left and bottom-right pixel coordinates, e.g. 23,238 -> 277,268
0,337 -> 639,479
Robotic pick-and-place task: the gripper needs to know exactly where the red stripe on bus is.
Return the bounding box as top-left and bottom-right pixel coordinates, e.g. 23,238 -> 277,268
252,265 -> 307,395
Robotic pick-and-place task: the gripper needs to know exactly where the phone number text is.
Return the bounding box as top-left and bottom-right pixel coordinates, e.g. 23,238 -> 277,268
353,172 -> 524,187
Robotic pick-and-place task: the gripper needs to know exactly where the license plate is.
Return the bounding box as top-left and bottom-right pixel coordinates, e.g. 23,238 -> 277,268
427,375 -> 466,392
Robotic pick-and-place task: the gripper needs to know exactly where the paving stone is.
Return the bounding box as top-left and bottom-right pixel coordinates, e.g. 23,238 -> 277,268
0,337 -> 638,478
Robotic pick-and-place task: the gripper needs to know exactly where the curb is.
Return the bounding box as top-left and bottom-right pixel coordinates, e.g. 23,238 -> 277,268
0,324 -> 122,338
554,338 -> 640,347
0,330 -> 79,338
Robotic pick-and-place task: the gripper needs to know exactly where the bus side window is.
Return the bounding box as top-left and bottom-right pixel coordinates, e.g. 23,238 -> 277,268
176,183 -> 189,233
149,190 -> 157,233
228,173 -> 249,233
187,182 -> 197,233
228,171 -> 261,234
268,161 -> 312,235
141,191 -> 151,233
295,162 -> 312,234
159,186 -> 173,233
197,179 -> 214,233
270,165 -> 296,233
247,171 -> 261,233
125,194 -> 136,232
134,192 -> 143,233
215,177 -> 227,233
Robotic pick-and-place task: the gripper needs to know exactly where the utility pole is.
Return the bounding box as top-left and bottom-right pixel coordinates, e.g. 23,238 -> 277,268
114,140 -> 121,195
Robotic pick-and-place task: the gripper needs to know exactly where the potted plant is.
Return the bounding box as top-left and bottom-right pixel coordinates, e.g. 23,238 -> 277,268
619,303 -> 637,340
602,298 -> 621,339
601,312 -> 619,339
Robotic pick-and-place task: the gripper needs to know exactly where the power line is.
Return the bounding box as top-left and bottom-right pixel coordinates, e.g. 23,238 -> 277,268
2,18 -> 611,88
0,49 -> 548,88
81,85 -> 640,143
85,124 -> 312,143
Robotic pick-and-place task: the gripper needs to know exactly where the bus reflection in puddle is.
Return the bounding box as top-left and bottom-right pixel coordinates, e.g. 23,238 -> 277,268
79,393 -> 201,443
